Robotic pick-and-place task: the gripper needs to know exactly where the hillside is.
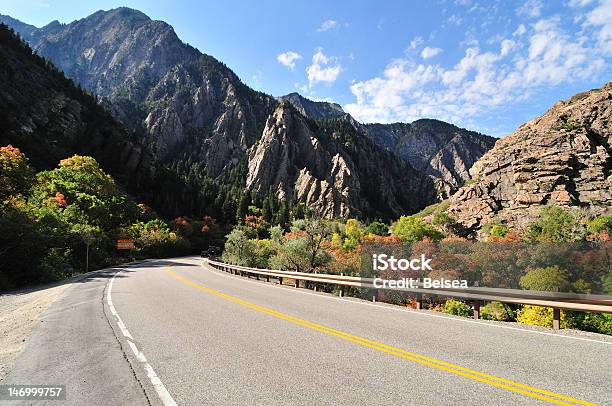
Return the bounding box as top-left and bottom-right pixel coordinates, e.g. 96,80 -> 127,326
447,83 -> 612,235
0,23 -> 154,191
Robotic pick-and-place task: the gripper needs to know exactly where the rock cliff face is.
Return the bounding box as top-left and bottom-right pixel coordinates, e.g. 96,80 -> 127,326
363,120 -> 496,196
447,83 -> 612,234
279,94 -> 496,197
277,93 -> 346,119
246,105 -> 437,219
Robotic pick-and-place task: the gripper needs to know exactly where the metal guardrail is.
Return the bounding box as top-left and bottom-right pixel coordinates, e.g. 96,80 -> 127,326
205,259 -> 612,329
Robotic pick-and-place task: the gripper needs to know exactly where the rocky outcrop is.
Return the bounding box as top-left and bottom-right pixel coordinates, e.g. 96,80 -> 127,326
246,106 -> 437,219
363,120 -> 496,196
278,92 -> 346,119
279,93 -> 496,196
447,83 -> 612,234
246,106 -> 361,217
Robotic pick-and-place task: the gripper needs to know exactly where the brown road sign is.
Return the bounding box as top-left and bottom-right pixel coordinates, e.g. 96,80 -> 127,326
116,239 -> 135,250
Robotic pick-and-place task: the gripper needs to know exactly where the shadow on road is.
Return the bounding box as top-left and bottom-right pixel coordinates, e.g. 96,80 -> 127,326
1,257 -> 199,296
128,259 -> 197,268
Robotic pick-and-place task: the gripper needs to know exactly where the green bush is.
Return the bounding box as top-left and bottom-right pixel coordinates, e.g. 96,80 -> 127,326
481,301 -> 515,321
391,216 -> 443,242
528,206 -> 584,242
517,306 -> 611,335
564,312 -> 612,335
586,215 -> 612,236
441,299 -> 472,317
519,266 -> 570,292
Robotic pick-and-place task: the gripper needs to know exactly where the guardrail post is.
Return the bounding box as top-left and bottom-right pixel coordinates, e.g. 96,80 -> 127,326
278,277 -> 283,285
294,279 -> 300,288
552,308 -> 561,330
473,301 -> 482,320
313,284 -> 318,292
415,293 -> 423,310
266,275 -> 270,282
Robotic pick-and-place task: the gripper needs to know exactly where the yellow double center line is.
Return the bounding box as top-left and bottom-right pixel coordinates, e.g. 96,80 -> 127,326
165,268 -> 596,406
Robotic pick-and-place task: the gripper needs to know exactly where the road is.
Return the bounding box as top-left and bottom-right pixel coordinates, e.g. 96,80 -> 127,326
2,256 -> 611,405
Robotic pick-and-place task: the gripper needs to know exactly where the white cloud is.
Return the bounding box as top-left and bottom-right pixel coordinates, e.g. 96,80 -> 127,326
421,46 -> 443,59
344,16 -> 606,127
567,0 -> 594,7
517,0 -> 544,18
306,48 -> 342,88
316,19 -> 338,32
277,51 -> 302,70
584,0 -> 612,54
447,15 -> 463,26
408,36 -> 424,50
513,24 -> 527,36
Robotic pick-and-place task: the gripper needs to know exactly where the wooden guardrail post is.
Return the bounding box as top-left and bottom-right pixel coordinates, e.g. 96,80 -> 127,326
266,275 -> 270,282
473,300 -> 482,320
552,308 -> 561,330
295,279 -> 300,288
278,276 -> 283,285
415,293 -> 423,310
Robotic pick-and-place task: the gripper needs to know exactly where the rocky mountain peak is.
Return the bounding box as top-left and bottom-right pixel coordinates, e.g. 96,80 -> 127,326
278,92 -> 346,119
447,82 -> 612,235
363,119 -> 496,196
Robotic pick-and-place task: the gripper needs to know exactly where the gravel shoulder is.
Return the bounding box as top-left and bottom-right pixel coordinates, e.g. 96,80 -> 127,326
0,282 -> 72,380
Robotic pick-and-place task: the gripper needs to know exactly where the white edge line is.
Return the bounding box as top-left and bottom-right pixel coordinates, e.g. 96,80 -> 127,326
203,261 -> 612,346
107,269 -> 177,406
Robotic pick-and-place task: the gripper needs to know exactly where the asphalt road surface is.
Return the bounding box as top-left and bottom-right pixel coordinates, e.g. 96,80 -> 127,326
2,256 -> 611,405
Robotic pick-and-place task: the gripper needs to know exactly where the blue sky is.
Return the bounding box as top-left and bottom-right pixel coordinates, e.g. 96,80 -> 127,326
1,0 -> 611,136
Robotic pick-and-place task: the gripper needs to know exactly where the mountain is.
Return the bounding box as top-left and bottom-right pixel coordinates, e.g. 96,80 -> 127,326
362,120 -> 496,195
446,83 -> 612,235
247,106 -> 436,218
277,93 -> 346,119
0,8 -> 491,220
279,93 -> 495,196
0,23 -> 154,190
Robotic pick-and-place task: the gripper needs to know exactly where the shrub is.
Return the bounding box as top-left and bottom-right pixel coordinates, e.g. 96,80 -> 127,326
391,216 -> 443,242
528,206 -> 584,242
366,221 -> 389,236
519,266 -> 570,292
603,272 -> 612,295
564,312 -> 612,335
516,305 -> 567,328
481,301 -> 515,321
222,229 -> 253,266
586,215 -> 612,239
441,299 -> 472,317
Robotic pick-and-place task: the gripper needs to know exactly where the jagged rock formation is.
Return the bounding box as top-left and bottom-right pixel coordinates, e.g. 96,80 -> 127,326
279,94 -> 496,197
363,120 -> 496,196
0,8 -> 493,219
246,106 -> 436,218
447,83 -> 612,234
277,93 -> 346,119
